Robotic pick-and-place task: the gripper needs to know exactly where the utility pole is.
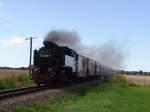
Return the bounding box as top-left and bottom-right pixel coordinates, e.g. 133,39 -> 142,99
26,37 -> 37,78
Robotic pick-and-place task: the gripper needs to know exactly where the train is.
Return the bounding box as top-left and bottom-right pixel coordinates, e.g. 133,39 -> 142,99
31,41 -> 115,85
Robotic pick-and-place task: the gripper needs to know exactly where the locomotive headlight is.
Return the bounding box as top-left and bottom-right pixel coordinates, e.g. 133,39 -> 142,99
48,68 -> 52,72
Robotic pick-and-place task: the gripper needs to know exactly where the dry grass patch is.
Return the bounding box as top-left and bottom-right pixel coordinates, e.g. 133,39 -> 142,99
0,69 -> 28,79
124,75 -> 150,86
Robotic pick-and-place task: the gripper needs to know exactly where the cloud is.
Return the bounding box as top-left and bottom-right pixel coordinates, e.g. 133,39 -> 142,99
0,36 -> 26,46
0,2 -> 4,6
0,36 -> 44,47
8,36 -> 25,45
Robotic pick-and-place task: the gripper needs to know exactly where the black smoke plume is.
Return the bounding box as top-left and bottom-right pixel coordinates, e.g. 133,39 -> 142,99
44,30 -> 80,47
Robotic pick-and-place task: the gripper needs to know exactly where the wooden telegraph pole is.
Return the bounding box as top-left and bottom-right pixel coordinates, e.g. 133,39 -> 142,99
26,37 -> 37,78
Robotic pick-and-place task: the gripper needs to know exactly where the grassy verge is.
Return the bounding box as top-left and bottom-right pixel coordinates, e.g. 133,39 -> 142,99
13,76 -> 150,112
0,73 -> 34,90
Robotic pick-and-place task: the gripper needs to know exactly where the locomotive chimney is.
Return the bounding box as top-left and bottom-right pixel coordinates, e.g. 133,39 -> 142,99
43,41 -> 58,48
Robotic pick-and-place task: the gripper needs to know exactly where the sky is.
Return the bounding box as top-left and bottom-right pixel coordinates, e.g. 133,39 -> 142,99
0,0 -> 150,71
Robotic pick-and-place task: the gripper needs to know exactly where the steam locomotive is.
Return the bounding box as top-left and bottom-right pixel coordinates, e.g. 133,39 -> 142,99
31,41 -> 114,85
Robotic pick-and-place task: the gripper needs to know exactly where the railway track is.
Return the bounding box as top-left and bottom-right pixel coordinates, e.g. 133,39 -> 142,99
0,85 -> 49,100
0,78 -> 99,101
0,80 -> 100,112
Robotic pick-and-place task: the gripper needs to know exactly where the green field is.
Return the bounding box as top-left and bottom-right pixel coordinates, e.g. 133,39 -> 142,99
13,76 -> 150,112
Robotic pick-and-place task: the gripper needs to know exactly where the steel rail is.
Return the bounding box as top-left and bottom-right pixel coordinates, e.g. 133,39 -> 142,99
0,85 -> 49,100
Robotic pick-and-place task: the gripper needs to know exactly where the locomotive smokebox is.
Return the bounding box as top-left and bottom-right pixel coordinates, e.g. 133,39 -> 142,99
43,41 -> 58,48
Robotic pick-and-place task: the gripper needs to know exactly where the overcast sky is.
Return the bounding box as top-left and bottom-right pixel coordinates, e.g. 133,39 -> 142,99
0,0 -> 150,71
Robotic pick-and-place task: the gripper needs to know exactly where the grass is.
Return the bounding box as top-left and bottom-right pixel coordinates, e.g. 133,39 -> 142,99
0,69 -> 34,90
0,69 -> 28,78
12,76 -> 150,112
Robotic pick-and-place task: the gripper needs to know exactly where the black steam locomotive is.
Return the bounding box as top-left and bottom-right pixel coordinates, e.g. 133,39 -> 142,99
31,41 -> 114,85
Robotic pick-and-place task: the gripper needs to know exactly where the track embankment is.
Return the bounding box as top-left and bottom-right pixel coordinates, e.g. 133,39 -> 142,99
0,80 -> 100,112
